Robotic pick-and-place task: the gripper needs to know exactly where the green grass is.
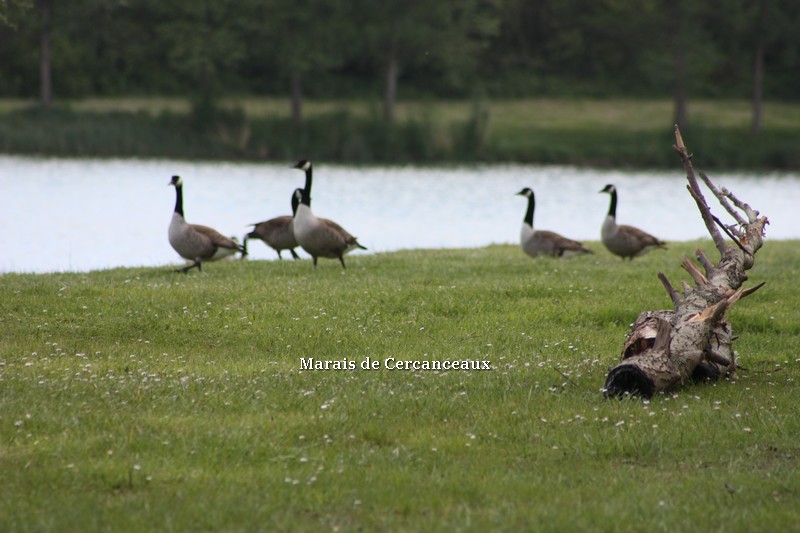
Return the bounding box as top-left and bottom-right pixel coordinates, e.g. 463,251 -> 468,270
2,97 -> 800,167
2,241 -> 799,531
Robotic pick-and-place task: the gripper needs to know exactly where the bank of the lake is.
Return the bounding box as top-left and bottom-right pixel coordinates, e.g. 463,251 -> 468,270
2,98 -> 800,168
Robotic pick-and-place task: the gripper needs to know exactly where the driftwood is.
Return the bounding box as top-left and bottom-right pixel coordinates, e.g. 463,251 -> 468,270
603,127 -> 769,399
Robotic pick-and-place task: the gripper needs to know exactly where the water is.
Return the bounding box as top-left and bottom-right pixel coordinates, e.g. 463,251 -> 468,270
1,155 -> 796,273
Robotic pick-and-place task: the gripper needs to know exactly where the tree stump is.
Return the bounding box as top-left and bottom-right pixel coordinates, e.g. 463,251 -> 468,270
603,127 -> 769,399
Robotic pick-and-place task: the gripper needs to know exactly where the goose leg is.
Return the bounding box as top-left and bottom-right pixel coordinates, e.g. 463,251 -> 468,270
289,249 -> 300,260
175,258 -> 201,274
338,255 -> 347,269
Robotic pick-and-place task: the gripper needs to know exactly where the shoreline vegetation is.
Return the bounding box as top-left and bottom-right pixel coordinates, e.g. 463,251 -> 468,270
2,97 -> 800,169
1,243 -> 799,530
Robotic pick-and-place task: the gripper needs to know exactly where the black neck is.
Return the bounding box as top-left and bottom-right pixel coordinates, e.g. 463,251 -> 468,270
607,189 -> 617,218
523,193 -> 535,226
301,166 -> 312,206
174,184 -> 184,217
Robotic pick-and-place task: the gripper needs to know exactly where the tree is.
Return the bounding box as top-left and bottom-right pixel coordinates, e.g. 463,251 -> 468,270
151,0 -> 247,120
735,0 -> 800,134
668,1 -> 688,131
246,0 -> 355,125
357,0 -> 500,123
36,0 -> 52,106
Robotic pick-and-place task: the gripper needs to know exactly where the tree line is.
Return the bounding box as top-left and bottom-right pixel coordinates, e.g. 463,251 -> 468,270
1,0 -> 798,132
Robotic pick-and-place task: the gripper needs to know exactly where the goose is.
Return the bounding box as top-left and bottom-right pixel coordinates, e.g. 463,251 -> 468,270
515,187 -> 592,258
167,175 -> 246,273
291,160 -> 366,268
599,183 -> 666,259
243,191 -> 300,260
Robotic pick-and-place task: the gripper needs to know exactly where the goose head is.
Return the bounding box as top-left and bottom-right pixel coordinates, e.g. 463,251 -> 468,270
291,161 -> 313,206
169,175 -> 183,187
515,187 -> 534,198
600,184 -> 616,195
292,160 -> 312,172
291,188 -> 303,215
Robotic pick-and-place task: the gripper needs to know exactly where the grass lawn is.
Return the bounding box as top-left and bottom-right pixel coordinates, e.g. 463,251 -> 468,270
1,241 -> 798,531
13,96 -> 798,131
2,97 -> 800,167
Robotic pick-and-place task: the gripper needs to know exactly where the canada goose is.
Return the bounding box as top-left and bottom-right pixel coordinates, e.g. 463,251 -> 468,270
599,183 -> 666,259
167,175 -> 246,273
243,190 -> 300,260
291,160 -> 367,268
515,187 -> 592,258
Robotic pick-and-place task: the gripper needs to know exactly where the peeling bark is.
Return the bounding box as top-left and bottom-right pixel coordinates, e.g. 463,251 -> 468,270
604,127 -> 769,399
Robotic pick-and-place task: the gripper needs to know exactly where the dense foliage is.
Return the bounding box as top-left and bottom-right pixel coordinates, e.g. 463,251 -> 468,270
1,0 -> 799,102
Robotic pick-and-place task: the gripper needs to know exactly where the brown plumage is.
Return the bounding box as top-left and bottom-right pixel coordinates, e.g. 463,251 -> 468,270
290,159 -> 367,269
167,175 -> 245,273
516,187 -> 592,258
600,184 -> 666,260
244,216 -> 300,260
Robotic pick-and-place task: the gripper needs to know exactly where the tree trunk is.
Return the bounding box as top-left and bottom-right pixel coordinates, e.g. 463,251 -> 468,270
670,1 -> 688,131
384,39 -> 398,124
39,0 -> 53,107
604,127 -> 768,399
290,69 -> 303,126
672,50 -> 688,131
751,41 -> 764,135
751,0 -> 768,135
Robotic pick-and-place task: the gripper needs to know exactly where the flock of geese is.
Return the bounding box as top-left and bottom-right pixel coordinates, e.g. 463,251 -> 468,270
167,160 -> 666,273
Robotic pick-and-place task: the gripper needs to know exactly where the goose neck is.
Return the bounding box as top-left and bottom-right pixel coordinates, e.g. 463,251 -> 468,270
523,193 -> 535,227
607,189 -> 617,218
174,184 -> 184,218
302,167 -> 313,206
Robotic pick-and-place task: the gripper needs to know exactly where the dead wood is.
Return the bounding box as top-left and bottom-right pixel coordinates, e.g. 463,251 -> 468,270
604,126 -> 769,399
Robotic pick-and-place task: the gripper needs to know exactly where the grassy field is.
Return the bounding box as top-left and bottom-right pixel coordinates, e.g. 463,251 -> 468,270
1,241 -> 798,531
6,96 -> 800,130
2,97 -> 800,167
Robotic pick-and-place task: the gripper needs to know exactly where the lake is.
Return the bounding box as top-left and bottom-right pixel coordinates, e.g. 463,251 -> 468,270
0,155 -> 796,273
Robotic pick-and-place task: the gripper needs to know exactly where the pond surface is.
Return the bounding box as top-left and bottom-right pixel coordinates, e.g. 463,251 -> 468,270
1,155 -> 796,273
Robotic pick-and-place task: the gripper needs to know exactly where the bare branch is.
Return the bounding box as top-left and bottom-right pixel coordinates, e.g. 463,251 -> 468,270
658,272 -> 682,307
695,248 -> 715,277
682,281 -> 693,297
740,281 -> 766,299
687,184 -> 728,253
681,256 -> 709,285
722,187 -> 761,224
699,171 -> 747,226
712,214 -> 748,254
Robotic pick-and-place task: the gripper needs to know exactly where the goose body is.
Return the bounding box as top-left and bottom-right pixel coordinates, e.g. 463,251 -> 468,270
600,184 -> 666,259
244,216 -> 299,260
516,187 -> 592,258
291,160 -> 366,268
168,175 -> 245,273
